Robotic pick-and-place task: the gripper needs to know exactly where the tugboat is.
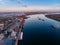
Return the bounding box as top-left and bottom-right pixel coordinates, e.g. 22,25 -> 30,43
38,17 -> 41,20
42,19 -> 45,21
38,17 -> 45,21
51,24 -> 59,30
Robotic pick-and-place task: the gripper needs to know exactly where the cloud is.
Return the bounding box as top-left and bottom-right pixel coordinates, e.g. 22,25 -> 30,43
9,0 -> 23,4
0,0 -> 3,1
0,6 -> 60,12
0,0 -> 59,12
0,0 -> 4,4
0,0 -> 23,4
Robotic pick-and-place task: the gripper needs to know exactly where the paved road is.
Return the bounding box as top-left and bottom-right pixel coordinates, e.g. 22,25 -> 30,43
0,19 -> 21,45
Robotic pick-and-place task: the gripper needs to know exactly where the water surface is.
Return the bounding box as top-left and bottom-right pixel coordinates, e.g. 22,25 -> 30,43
19,14 -> 60,45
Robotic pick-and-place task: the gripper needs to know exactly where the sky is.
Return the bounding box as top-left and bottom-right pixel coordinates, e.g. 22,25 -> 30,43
0,0 -> 60,11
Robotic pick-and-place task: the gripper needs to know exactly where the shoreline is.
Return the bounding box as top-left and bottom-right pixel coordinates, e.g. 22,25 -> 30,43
45,14 -> 60,21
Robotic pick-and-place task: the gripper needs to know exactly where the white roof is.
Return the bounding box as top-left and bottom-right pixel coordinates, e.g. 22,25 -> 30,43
0,24 -> 4,26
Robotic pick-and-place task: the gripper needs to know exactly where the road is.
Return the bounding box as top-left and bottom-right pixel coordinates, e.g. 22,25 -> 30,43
0,15 -> 26,45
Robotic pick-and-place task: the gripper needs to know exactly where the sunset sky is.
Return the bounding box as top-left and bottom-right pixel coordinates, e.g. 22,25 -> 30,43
0,0 -> 60,11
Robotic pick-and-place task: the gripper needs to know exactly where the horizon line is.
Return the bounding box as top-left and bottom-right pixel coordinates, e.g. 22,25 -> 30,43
0,6 -> 60,12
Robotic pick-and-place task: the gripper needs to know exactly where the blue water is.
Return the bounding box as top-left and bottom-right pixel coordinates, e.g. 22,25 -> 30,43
19,14 -> 60,45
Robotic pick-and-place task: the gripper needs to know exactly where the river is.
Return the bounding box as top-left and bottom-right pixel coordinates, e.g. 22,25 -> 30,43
18,14 -> 60,45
